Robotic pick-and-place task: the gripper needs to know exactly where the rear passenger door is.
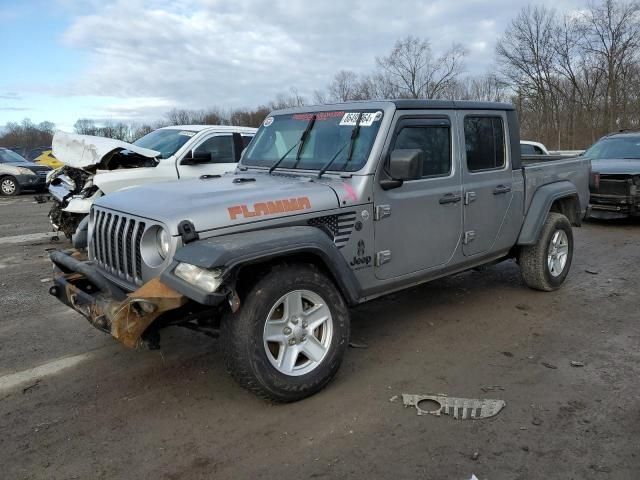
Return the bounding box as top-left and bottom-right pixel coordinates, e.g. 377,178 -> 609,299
460,113 -> 514,256
178,133 -> 238,179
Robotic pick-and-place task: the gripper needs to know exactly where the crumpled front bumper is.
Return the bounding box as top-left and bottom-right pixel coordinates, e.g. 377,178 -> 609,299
49,250 -> 188,348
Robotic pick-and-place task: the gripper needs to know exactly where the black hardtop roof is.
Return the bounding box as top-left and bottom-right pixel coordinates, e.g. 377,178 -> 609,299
271,99 -> 515,116
391,99 -> 515,111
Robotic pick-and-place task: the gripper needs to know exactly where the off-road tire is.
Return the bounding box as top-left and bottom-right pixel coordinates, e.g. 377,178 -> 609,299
221,263 -> 350,402
0,176 -> 20,196
519,212 -> 573,291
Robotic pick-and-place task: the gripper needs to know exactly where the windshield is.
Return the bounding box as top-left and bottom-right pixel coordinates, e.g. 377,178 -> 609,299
0,149 -> 28,163
242,110 -> 383,172
584,136 -> 640,160
133,129 -> 196,159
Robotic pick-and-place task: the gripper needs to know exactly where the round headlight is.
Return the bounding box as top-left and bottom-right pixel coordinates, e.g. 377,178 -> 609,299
156,228 -> 170,259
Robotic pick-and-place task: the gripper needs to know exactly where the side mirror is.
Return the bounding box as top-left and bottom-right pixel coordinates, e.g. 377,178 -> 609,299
389,149 -> 423,180
183,150 -> 212,165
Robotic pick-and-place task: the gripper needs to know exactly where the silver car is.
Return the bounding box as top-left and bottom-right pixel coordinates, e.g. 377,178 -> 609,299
0,148 -> 51,195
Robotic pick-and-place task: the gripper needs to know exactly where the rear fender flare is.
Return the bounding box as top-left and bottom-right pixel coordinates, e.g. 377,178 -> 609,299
517,181 -> 579,245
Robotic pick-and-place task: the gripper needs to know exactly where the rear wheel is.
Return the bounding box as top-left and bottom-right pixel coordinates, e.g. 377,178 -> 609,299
518,212 -> 573,291
221,264 -> 350,402
1,176 -> 20,196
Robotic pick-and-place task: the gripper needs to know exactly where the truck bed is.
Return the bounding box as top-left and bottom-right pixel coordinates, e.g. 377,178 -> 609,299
521,155 -> 591,217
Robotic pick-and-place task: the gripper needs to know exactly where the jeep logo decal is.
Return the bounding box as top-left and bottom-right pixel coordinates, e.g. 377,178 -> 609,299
350,239 -> 372,269
228,197 -> 312,220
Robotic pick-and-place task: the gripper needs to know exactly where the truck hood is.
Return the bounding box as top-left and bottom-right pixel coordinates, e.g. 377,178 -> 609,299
52,131 -> 160,169
591,158 -> 640,175
94,172 -> 342,235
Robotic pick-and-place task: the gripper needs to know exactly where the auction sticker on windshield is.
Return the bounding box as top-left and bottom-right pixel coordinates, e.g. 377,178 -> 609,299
178,131 -> 196,136
263,117 -> 274,127
339,111 -> 383,127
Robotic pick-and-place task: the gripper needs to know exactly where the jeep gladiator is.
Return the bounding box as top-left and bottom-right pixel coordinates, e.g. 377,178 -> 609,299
48,100 -> 590,402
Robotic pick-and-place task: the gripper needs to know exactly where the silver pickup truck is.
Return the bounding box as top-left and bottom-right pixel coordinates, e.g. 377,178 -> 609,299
49,100 -> 590,402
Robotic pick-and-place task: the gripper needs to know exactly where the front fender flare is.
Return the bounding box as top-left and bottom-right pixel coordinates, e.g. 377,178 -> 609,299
160,226 -> 360,306
517,181 -> 578,245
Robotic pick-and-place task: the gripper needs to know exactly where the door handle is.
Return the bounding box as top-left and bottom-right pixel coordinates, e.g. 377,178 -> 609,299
439,193 -> 462,205
493,184 -> 512,195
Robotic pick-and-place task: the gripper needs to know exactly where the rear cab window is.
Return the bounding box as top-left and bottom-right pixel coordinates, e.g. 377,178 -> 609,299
464,116 -> 506,172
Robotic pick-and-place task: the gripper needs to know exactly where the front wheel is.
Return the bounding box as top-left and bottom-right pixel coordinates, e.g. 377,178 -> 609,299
221,264 -> 350,402
518,212 -> 574,291
1,176 -> 20,196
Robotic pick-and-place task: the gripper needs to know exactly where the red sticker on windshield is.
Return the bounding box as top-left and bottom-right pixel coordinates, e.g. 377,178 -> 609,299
292,111 -> 345,121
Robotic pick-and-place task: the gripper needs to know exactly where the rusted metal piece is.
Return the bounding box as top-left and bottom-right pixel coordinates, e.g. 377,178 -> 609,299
111,278 -> 187,347
53,266 -> 187,348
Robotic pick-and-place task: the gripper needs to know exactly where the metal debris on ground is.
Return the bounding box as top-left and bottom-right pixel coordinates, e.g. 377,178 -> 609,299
541,362 -> 557,369
389,395 -> 399,403
471,451 -> 480,461
585,269 -> 599,275
348,341 -> 368,349
402,394 -> 506,420
570,361 -> 585,367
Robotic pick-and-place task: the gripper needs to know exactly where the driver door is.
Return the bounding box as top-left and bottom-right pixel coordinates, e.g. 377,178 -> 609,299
373,113 -> 463,280
177,134 -> 238,179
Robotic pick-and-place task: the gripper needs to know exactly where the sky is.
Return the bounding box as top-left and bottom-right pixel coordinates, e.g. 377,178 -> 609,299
0,0 -> 583,131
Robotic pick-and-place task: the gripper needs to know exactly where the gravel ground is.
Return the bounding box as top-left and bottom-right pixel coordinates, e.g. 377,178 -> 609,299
0,195 -> 639,480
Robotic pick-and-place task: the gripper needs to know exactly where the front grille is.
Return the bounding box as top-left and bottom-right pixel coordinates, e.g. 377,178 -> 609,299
91,207 -> 146,285
308,211 -> 357,248
598,176 -> 631,196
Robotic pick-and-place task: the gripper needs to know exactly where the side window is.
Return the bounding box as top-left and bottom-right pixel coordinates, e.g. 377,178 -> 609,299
194,135 -> 235,164
241,135 -> 253,148
394,125 -> 451,177
521,144 -> 535,155
464,116 -> 505,171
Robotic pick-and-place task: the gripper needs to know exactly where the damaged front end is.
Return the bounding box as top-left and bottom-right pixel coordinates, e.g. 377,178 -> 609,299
590,173 -> 640,218
47,131 -> 161,238
49,250 -> 196,348
48,166 -> 95,238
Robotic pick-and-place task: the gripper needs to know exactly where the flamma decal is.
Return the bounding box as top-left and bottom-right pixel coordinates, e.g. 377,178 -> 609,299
228,197 -> 312,220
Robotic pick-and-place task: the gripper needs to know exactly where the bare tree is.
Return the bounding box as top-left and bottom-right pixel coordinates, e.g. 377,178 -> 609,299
74,118 -> 98,136
326,70 -> 361,102
376,35 -> 467,99
496,6 -> 562,145
453,75 -> 509,102
579,0 -> 640,130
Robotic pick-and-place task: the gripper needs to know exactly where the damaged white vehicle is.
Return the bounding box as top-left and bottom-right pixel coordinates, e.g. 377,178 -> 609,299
47,125 -> 257,238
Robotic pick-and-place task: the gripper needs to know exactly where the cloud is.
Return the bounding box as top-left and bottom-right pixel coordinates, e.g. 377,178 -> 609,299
0,92 -> 22,100
61,0 -> 587,112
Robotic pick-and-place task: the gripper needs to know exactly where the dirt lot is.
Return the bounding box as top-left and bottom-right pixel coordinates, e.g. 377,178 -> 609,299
0,195 -> 639,480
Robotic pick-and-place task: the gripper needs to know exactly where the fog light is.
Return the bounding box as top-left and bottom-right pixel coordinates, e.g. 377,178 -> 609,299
174,262 -> 223,293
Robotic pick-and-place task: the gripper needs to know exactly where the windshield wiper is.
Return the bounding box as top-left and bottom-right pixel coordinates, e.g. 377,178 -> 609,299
317,113 -> 362,179
269,114 -> 316,174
